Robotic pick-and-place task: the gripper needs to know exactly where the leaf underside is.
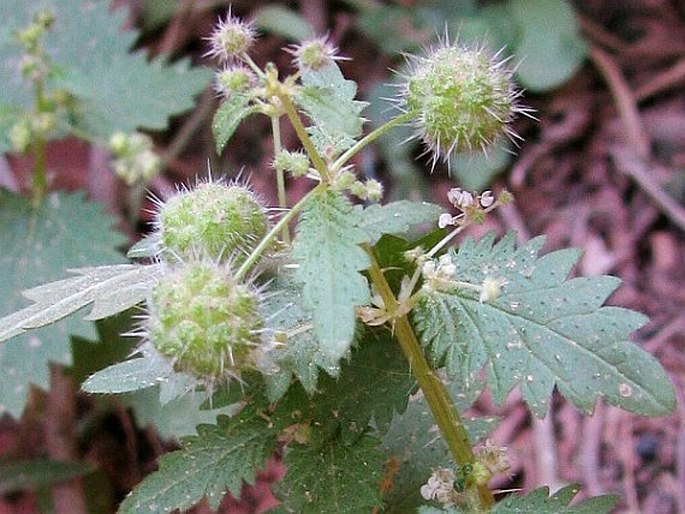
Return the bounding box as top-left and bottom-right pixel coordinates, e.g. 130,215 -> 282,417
414,232 -> 675,417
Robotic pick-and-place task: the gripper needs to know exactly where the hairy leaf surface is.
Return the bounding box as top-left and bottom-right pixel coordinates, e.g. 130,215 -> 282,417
277,432 -> 384,513
212,93 -> 260,154
414,232 -> 675,417
491,484 -> 616,513
295,61 -> 367,154
0,191 -> 125,416
292,189 -> 371,363
119,405 -> 277,512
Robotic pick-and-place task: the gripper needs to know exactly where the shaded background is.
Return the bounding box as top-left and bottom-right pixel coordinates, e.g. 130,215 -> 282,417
0,0 -> 684,512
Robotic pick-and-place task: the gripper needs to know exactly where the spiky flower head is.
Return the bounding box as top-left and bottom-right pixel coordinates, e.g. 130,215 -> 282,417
205,10 -> 257,63
288,35 -> 344,72
214,64 -> 256,98
156,181 -> 269,264
146,261 -> 263,381
401,41 -> 527,169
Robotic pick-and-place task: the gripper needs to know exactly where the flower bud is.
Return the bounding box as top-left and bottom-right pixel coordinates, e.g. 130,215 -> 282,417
156,182 -> 269,264
288,36 -> 343,72
146,261 -> 263,380
205,10 -> 257,63
214,65 -> 255,98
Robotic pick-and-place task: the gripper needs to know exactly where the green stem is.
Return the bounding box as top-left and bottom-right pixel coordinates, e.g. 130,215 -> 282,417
272,86 -> 331,183
363,244 -> 495,510
31,80 -> 48,207
235,184 -> 323,281
270,114 -> 290,244
331,111 -> 414,174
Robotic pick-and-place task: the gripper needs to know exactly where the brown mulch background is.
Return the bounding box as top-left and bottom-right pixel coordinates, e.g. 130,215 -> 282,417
1,1 -> 684,512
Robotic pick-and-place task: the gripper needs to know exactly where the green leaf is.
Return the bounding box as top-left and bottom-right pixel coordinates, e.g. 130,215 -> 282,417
491,484 -> 617,513
253,5 -> 314,41
261,273 -> 342,402
119,404 -> 278,512
295,62 -> 367,155
381,379 -> 496,512
413,232 -> 675,417
508,0 -> 587,92
292,189 -> 371,363
0,459 -> 93,494
277,432 -> 384,513
0,0 -> 210,151
212,94 -> 260,154
0,191 -> 126,417
353,200 -> 443,244
0,264 -> 160,344
126,233 -> 161,259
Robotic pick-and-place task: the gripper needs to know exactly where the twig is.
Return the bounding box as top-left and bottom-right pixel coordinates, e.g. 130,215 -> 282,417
635,59 -> 685,102
611,148 -> 685,233
589,46 -> 650,160
46,364 -> 88,514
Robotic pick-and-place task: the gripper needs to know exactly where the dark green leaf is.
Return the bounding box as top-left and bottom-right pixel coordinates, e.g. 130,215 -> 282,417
119,404 -> 278,512
492,484 -> 617,513
414,232 -> 675,417
0,459 -> 93,494
212,94 -> 259,154
277,432 -> 384,513
0,191 -> 125,417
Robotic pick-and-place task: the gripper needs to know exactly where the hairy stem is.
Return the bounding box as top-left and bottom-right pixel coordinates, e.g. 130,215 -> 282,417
235,184 -> 323,281
270,114 -> 290,244
271,86 -> 331,183
331,111 -> 414,174
363,244 -> 495,510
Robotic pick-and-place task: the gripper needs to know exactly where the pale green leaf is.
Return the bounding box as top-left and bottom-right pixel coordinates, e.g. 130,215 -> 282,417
253,5 -> 314,41
277,433 -> 384,513
414,232 -> 675,417
119,405 -> 277,512
508,0 -> 587,92
0,191 -> 125,417
0,459 -> 93,494
295,61 -> 367,155
353,200 -> 443,244
0,0 -> 210,151
292,189 -> 371,363
491,484 -> 616,513
212,94 -> 260,154
0,264 -> 160,344
126,233 -> 162,259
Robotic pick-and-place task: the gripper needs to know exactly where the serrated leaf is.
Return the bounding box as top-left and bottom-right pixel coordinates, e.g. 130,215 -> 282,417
413,232 -> 675,417
292,189 -> 371,363
0,459 -> 93,494
0,0 -> 210,151
0,264 -> 160,344
0,191 -> 125,417
277,433 -> 384,513
508,0 -> 587,92
119,405 -> 278,513
212,94 -> 260,154
261,273 -> 341,402
295,61 -> 367,155
382,379 -> 496,513
353,200 -> 443,244
491,484 -> 616,513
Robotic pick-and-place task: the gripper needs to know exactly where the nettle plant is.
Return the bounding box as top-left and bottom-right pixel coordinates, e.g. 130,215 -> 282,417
0,10 -> 676,514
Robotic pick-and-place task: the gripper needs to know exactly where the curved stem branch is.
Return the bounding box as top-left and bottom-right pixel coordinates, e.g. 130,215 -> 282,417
331,111 -> 414,174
